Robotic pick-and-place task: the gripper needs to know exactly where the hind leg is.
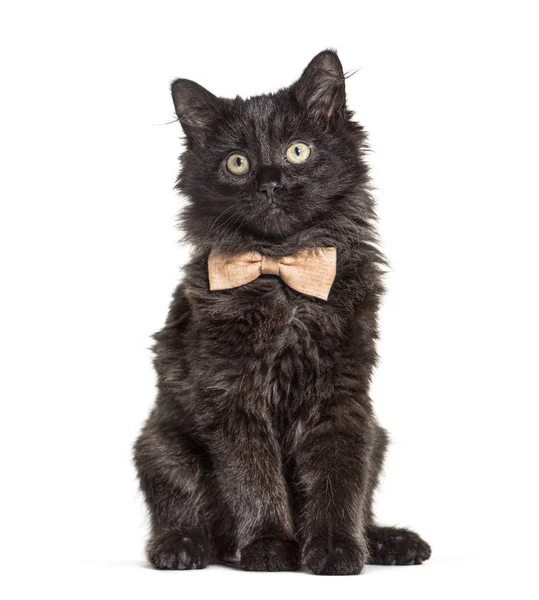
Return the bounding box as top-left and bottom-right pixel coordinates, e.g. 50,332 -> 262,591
134,417 -> 233,569
364,425 -> 431,565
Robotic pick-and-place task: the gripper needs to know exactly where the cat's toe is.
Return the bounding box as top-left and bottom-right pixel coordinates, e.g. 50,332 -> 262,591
303,535 -> 366,576
240,537 -> 300,571
148,531 -> 211,570
367,526 -> 431,565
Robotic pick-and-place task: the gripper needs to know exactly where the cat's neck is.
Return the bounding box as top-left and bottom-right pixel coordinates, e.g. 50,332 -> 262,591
192,213 -> 378,258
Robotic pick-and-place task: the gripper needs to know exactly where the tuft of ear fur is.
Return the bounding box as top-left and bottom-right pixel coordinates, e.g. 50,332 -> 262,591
293,50 -> 346,122
171,79 -> 221,142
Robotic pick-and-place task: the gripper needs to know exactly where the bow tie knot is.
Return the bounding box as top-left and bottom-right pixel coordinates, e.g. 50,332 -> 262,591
260,255 -> 281,276
208,247 -> 337,301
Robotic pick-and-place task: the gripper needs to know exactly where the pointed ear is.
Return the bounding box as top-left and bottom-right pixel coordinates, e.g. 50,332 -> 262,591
293,50 -> 346,122
171,78 -> 221,142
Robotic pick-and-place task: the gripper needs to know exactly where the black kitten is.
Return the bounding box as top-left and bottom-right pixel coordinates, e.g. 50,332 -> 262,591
134,50 -> 431,575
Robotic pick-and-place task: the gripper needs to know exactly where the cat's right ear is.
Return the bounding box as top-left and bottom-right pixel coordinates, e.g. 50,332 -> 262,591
171,79 -> 221,142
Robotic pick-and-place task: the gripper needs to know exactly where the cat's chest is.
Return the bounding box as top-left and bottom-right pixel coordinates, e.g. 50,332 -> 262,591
198,273 -> 343,363
211,284 -> 336,365
263,300 -> 336,408
197,281 -> 342,406
219,282 -> 330,348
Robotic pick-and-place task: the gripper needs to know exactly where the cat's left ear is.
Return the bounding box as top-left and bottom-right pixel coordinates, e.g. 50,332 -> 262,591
293,50 -> 346,122
171,78 -> 221,143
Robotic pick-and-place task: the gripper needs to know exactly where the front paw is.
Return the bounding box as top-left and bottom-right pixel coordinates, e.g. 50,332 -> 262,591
240,537 -> 300,571
148,531 -> 211,570
303,534 -> 366,576
367,526 -> 431,565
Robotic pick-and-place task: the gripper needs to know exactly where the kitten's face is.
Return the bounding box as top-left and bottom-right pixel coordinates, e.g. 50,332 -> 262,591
172,51 -> 364,244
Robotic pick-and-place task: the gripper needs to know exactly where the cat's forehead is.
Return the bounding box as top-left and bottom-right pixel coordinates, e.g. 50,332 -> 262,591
241,94 -> 280,118
222,93 -> 299,152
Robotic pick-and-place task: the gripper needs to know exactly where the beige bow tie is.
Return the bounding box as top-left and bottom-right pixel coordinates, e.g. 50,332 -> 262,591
208,247 -> 337,301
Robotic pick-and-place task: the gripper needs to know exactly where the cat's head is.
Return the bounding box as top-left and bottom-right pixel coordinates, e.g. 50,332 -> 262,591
171,50 -> 368,248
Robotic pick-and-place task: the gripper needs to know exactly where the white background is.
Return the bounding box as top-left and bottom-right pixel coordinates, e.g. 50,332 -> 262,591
1,1 -> 538,598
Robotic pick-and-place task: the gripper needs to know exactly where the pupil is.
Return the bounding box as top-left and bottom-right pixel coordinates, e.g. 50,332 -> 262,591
295,146 -> 301,156
236,157 -> 242,167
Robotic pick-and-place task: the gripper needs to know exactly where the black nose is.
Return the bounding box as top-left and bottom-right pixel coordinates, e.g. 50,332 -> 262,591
259,180 -> 281,195
257,166 -> 282,195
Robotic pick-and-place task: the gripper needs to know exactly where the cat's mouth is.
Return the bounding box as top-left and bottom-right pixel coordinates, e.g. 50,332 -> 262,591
252,195 -> 286,217
257,192 -> 282,206
243,202 -> 298,240
264,204 -> 282,215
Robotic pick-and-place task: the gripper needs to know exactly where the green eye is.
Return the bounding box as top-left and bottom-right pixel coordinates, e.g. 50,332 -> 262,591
226,153 -> 250,175
286,142 -> 312,164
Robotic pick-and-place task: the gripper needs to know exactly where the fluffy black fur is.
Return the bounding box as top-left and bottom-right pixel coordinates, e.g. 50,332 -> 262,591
134,50 -> 431,575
